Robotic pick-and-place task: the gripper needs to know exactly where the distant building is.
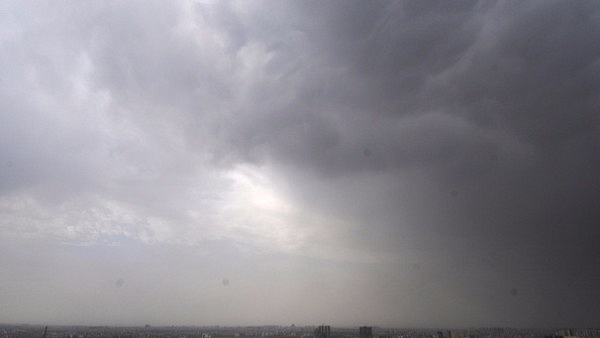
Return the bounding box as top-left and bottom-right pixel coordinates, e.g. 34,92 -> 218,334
449,330 -> 469,338
315,326 -> 331,338
360,327 -> 373,338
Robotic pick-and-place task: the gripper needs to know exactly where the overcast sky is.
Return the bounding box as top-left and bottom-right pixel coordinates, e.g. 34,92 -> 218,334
1,0 -> 600,329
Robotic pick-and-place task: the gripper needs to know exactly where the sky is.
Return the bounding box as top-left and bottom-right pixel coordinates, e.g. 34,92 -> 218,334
1,0 -> 600,329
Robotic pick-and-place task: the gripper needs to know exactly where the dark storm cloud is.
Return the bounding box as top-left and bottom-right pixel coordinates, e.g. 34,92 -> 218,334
197,0 -> 600,326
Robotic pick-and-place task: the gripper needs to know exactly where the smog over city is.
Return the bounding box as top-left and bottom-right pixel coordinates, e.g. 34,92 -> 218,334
1,0 -> 600,332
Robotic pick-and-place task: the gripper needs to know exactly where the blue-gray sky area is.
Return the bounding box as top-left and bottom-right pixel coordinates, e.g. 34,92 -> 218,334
1,0 -> 600,328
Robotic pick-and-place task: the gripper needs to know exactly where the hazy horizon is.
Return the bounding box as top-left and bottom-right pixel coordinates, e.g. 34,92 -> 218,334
1,0 -> 600,328
0,323 -> 568,331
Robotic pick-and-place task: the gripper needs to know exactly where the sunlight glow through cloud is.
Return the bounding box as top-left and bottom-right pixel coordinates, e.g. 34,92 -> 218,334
221,164 -> 301,252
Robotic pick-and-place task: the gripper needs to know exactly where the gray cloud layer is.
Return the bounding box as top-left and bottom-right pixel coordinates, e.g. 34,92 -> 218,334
1,0 -> 599,328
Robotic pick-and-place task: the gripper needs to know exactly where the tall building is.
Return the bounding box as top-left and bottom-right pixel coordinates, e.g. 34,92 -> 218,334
315,326 -> 331,338
359,327 -> 373,338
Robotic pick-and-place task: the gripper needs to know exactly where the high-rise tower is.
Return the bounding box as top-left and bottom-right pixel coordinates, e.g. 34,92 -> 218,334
359,327 -> 373,338
315,326 -> 331,338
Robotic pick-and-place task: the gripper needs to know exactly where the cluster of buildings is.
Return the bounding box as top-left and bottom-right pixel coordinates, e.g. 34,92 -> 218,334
314,325 -> 372,338
1,325 -> 600,338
